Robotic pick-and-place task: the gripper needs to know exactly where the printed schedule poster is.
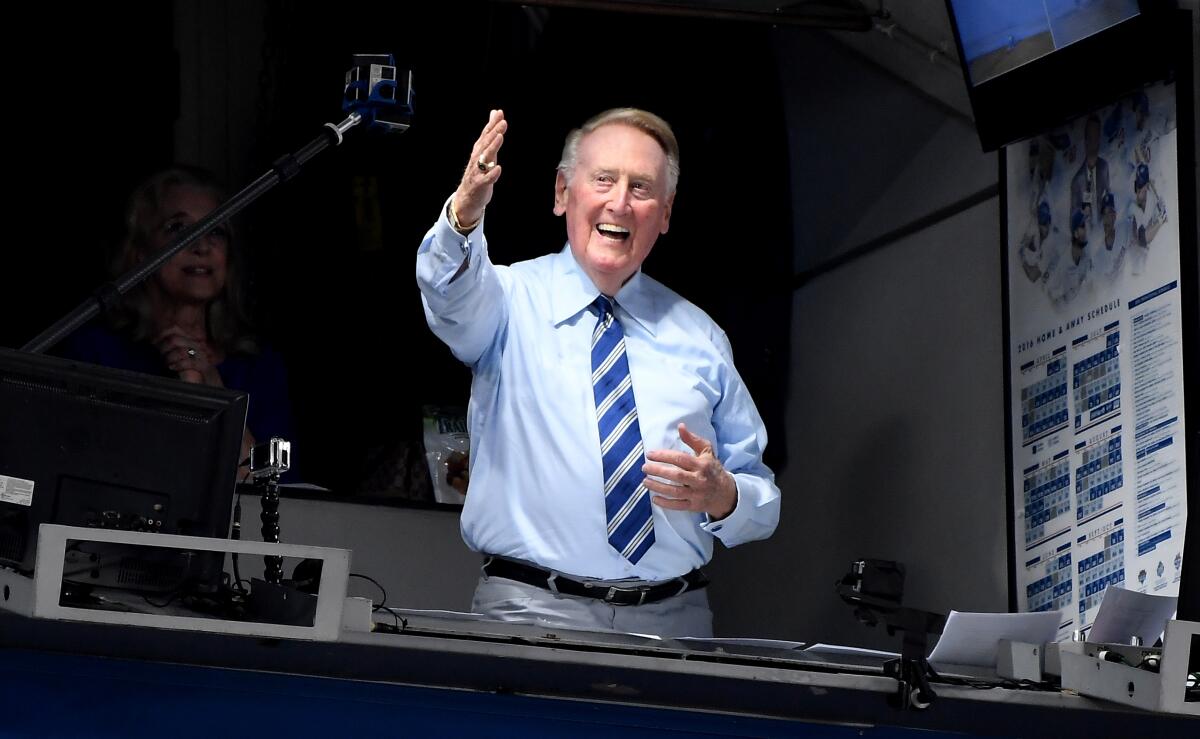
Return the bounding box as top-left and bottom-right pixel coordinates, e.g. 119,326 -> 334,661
1005,81 -> 1187,641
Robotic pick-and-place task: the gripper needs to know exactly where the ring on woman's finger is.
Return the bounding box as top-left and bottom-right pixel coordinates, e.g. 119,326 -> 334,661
186,348 -> 197,358
476,156 -> 496,173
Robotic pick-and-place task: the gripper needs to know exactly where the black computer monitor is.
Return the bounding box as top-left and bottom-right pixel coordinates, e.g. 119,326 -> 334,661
0,347 -> 247,591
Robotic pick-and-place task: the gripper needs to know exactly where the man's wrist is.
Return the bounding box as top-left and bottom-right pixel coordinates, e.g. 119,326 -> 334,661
707,472 -> 738,521
448,198 -> 480,235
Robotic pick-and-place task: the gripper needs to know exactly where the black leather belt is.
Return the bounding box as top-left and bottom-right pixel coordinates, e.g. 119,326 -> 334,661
482,556 -> 709,607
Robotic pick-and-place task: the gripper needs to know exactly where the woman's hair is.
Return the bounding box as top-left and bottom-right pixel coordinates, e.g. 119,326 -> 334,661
110,166 -> 257,354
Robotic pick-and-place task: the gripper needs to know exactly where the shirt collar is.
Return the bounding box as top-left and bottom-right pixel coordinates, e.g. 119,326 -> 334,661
550,245 -> 657,337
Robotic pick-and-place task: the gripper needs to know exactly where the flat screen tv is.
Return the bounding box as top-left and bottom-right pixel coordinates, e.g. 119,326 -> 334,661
951,0 -> 1142,86
943,1 -> 1179,150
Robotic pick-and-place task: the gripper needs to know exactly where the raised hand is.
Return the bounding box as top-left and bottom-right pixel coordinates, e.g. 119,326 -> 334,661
451,109 -> 507,230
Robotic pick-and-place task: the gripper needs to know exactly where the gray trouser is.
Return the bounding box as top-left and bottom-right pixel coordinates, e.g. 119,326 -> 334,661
471,574 -> 714,638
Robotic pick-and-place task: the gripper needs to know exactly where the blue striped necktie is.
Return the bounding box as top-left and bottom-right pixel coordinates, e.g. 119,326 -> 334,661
591,295 -> 655,564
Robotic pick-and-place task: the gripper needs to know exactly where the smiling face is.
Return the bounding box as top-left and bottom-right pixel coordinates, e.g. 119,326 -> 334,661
553,123 -> 674,296
146,184 -> 229,305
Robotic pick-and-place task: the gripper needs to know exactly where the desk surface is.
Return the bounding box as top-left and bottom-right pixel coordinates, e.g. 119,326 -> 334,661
1,609 -> 1191,737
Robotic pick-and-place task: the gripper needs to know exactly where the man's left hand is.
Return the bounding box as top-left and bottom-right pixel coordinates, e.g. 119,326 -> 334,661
643,423 -> 737,520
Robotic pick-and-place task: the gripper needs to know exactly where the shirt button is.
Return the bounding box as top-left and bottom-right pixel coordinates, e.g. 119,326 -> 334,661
712,525 -> 723,532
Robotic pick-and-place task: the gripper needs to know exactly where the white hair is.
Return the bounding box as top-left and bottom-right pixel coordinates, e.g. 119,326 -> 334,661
557,108 -> 680,195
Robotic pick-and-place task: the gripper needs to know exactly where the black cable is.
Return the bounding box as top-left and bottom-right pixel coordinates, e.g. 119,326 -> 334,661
230,486 -> 248,596
372,605 -> 405,632
928,667 -> 1060,693
349,572 -> 388,610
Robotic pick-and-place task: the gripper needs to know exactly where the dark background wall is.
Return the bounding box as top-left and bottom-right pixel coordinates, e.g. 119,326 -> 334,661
708,27 -> 1007,646
4,4 -> 178,351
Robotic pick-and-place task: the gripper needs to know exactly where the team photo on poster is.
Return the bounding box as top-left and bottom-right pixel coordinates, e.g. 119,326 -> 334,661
1005,80 -> 1187,639
1010,83 -> 1176,315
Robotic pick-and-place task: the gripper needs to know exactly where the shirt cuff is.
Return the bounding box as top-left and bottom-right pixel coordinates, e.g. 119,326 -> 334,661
699,471 -> 777,545
421,194 -> 486,290
438,194 -> 474,258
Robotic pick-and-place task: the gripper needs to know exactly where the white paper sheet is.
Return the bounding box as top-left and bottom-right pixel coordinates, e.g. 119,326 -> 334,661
928,610 -> 1061,667
1086,585 -> 1177,645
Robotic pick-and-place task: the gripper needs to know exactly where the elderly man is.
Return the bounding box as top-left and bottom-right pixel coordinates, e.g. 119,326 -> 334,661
415,108 -> 780,637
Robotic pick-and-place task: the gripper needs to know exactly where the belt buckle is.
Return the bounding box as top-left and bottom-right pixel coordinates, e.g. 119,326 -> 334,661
604,585 -> 650,606
675,576 -> 691,597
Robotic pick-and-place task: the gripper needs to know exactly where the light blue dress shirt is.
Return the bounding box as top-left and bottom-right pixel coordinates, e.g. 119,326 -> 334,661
417,201 -> 780,582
